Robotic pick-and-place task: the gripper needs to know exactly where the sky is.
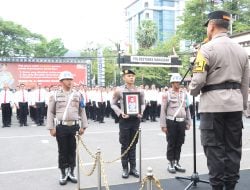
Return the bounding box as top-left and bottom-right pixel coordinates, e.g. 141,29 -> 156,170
0,0 -> 133,50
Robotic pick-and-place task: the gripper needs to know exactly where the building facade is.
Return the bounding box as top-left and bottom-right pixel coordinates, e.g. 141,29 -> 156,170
125,0 -> 185,54
230,31 -> 250,63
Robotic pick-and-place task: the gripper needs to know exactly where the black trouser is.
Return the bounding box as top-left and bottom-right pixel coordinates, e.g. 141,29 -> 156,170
30,105 -> 35,121
189,104 -> 194,119
85,102 -> 91,119
143,104 -> 150,120
35,102 -> 45,125
166,119 -> 186,161
200,112 -> 242,188
97,102 -> 106,122
18,102 -> 28,125
1,103 -> 11,127
91,101 -> 97,121
105,100 -> 112,117
56,124 -> 80,169
149,101 -> 157,121
119,117 -> 140,169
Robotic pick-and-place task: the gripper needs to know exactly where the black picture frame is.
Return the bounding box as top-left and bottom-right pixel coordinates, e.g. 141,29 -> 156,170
123,92 -> 141,116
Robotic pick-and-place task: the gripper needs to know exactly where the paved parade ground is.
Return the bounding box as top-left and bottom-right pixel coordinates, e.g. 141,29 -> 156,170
0,115 -> 250,190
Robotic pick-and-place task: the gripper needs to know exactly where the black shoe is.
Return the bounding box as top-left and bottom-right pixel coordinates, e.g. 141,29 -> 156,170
59,169 -> 68,185
67,167 -> 77,183
129,168 -> 139,178
167,161 -> 176,174
122,169 -> 129,178
174,161 -> 186,172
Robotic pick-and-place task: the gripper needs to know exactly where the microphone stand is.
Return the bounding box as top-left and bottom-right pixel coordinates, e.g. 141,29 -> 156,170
175,59 -> 209,190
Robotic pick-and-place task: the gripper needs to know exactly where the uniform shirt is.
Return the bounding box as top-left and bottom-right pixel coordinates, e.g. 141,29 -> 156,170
148,89 -> 158,101
160,88 -> 191,128
111,85 -> 145,116
31,88 -> 47,105
0,89 -> 13,105
14,89 -> 30,104
189,33 -> 249,112
46,89 -> 88,129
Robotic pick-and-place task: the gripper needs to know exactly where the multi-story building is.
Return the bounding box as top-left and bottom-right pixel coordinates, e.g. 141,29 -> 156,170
125,0 -> 185,54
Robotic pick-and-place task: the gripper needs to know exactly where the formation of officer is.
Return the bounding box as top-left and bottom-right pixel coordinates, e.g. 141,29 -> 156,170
111,69 -> 145,179
0,83 -> 13,127
160,73 -> 191,174
189,10 -> 249,190
46,71 -> 88,185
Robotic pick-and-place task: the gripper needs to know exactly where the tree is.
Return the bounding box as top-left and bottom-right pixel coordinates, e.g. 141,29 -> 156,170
222,0 -> 250,33
33,38 -> 68,57
176,0 -> 208,44
0,18 -> 38,56
136,20 -> 158,49
177,0 -> 250,43
0,18 -> 68,57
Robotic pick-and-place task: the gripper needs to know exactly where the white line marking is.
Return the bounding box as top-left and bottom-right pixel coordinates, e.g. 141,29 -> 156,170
1,148 -> 249,175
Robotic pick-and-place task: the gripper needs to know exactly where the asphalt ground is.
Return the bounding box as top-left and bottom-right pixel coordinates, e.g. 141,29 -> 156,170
0,114 -> 250,190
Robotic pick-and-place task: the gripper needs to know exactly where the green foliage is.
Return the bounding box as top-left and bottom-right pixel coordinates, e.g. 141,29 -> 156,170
34,38 -> 68,57
136,20 -> 158,49
176,0 -> 208,43
222,0 -> 250,33
0,18 -> 68,57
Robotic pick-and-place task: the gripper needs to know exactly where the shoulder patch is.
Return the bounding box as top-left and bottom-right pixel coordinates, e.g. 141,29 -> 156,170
193,51 -> 207,73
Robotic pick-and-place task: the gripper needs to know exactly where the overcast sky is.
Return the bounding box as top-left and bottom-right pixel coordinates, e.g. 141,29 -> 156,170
0,0 -> 133,50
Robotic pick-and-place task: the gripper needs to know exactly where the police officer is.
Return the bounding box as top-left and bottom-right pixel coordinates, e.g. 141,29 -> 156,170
0,84 -> 13,127
14,83 -> 29,127
31,83 -> 47,126
111,69 -> 145,179
47,71 -> 88,185
189,10 -> 249,190
160,73 -> 191,174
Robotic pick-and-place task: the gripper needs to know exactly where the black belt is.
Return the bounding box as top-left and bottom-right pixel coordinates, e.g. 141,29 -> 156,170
59,120 -> 79,126
201,82 -> 241,93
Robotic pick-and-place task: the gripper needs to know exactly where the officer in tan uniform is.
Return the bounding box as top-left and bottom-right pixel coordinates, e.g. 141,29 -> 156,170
111,69 -> 145,179
47,71 -> 88,185
189,10 -> 249,190
160,73 -> 191,174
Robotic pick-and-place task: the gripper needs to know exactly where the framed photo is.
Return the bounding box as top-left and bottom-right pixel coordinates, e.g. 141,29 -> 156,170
123,92 -> 141,116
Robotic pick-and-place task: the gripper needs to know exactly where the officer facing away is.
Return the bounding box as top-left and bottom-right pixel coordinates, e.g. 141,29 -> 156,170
160,73 -> 191,174
189,10 -> 249,190
111,69 -> 145,179
47,71 -> 88,185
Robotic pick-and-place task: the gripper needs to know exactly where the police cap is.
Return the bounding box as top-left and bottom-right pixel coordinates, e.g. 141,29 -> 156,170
58,71 -> 73,81
122,69 -> 135,75
204,10 -> 230,27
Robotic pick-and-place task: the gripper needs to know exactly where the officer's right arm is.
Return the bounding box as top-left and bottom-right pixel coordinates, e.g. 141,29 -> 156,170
160,93 -> 167,132
46,94 -> 56,131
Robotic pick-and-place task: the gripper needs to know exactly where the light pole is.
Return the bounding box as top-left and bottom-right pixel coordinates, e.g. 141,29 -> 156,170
117,43 -> 121,86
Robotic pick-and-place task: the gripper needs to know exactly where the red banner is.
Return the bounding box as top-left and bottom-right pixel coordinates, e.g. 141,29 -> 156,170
0,62 -> 87,89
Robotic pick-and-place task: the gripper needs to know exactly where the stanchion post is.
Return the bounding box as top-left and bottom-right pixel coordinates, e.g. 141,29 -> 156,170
139,127 -> 142,183
76,132 -> 80,190
97,147 -> 102,190
146,167 -> 153,190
